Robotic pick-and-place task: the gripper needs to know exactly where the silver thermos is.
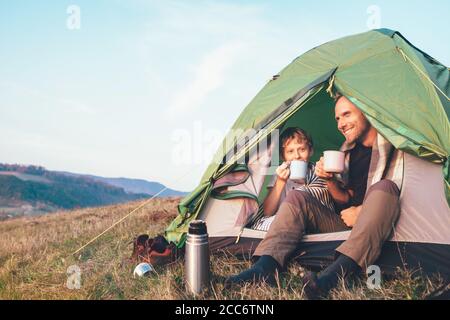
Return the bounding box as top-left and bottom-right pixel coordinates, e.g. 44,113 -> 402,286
185,220 -> 210,295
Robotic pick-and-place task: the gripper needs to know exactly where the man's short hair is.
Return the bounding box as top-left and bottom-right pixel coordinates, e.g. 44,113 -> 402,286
279,127 -> 313,157
334,92 -> 344,103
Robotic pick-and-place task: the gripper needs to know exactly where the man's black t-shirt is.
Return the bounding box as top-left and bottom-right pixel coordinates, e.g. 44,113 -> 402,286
347,143 -> 372,207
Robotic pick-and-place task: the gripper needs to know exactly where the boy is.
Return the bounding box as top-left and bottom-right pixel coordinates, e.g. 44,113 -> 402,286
254,127 -> 335,231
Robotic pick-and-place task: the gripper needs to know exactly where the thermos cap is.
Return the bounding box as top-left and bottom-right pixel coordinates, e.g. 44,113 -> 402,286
188,220 -> 207,235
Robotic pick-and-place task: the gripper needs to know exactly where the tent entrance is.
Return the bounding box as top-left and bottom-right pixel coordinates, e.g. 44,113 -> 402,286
199,82 -> 344,237
165,72 -> 338,247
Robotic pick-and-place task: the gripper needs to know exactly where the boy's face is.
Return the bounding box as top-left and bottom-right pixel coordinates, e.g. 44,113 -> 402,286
282,137 -> 312,162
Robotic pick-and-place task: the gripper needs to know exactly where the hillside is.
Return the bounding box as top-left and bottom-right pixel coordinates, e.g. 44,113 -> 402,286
0,198 -> 446,300
0,163 -> 187,219
0,164 -> 149,218
0,175 -> 147,210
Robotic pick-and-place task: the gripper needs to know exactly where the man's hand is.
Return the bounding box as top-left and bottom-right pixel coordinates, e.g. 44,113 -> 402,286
276,161 -> 291,182
340,205 -> 362,227
315,157 -> 333,180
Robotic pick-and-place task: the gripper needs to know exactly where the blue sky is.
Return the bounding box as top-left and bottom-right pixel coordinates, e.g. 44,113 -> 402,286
1,0 -> 449,191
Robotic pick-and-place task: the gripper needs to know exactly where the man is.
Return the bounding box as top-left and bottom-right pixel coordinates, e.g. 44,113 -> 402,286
225,94 -> 401,299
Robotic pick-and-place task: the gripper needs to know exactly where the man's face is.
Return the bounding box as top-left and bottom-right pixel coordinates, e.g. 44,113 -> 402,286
282,137 -> 312,162
335,96 -> 371,145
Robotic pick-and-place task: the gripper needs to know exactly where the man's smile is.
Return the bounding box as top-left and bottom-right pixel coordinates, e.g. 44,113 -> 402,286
342,127 -> 354,137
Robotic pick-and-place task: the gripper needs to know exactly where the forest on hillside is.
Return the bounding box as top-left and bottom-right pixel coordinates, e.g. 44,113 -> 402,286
0,169 -> 149,210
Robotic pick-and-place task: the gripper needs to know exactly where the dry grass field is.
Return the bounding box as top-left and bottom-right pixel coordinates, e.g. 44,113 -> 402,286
0,197 -> 446,300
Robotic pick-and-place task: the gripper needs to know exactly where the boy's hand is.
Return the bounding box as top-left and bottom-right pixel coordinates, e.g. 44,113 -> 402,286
341,206 -> 362,227
315,157 -> 334,180
276,161 -> 291,182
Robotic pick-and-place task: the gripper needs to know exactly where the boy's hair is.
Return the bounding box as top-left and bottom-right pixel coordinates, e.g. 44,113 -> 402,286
279,127 -> 313,158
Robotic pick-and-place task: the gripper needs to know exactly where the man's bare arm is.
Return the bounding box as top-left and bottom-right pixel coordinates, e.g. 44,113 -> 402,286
315,156 -> 351,205
326,179 -> 351,205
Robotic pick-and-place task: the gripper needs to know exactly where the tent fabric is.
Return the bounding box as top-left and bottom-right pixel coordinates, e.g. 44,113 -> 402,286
395,153 -> 450,244
164,28 -> 450,276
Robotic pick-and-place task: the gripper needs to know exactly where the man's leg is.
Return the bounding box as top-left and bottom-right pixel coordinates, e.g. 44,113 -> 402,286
225,190 -> 349,286
305,179 -> 400,298
336,179 -> 400,268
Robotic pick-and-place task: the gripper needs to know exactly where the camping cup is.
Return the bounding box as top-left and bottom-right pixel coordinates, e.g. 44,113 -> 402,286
133,262 -> 153,278
185,220 -> 210,295
323,150 -> 345,173
289,160 -> 308,182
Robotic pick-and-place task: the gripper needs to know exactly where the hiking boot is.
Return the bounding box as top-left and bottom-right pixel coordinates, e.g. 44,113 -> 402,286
147,243 -> 181,266
131,234 -> 183,267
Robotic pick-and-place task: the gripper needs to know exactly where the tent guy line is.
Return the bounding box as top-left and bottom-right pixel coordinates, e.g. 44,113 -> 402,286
70,166 -> 201,258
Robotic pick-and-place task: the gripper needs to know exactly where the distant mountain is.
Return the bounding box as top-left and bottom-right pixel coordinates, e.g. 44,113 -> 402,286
82,175 -> 187,197
52,171 -> 187,197
0,163 -> 186,218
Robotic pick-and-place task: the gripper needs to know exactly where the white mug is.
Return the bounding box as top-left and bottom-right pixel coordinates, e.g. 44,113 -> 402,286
290,160 -> 308,182
323,150 -> 345,173
133,262 -> 153,278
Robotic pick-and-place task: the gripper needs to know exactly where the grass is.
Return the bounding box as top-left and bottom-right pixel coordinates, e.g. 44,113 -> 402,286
0,197 -> 446,300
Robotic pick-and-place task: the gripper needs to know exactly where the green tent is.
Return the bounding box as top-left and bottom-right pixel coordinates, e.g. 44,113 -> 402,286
165,29 -> 450,275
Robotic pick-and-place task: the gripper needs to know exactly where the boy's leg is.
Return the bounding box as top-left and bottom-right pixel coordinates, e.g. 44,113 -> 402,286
254,190 -> 349,268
